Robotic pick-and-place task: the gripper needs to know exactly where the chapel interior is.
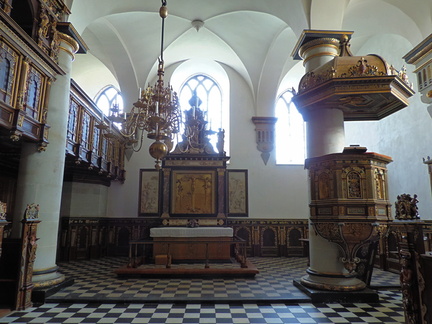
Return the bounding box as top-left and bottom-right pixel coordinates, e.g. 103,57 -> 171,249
1,0 -> 432,323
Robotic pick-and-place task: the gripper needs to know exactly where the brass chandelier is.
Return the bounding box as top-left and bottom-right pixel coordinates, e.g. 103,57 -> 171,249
108,0 -> 181,169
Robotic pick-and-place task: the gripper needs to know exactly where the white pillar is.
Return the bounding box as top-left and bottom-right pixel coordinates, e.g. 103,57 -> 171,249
306,108 -> 345,158
12,33 -> 79,288
298,36 -> 364,290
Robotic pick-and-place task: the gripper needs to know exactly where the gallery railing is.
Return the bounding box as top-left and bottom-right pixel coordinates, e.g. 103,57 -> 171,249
67,80 -> 126,182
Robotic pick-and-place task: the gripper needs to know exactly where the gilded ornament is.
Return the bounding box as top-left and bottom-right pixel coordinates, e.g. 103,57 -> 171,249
38,143 -> 47,152
0,201 -> 6,220
344,57 -> 383,77
149,139 -> 168,169
38,9 -> 50,41
10,133 -> 20,141
395,193 -> 420,220
24,203 -> 40,220
1,1 -> 12,14
313,221 -> 379,272
347,170 -> 362,198
374,168 -> 386,199
17,114 -> 24,127
159,5 -> 168,18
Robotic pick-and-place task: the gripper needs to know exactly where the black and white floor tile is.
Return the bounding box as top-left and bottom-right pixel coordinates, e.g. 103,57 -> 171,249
47,257 -> 312,303
0,257 -> 404,323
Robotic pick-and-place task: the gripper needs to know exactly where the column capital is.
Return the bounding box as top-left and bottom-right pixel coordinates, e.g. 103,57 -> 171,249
292,30 -> 353,60
58,32 -> 80,60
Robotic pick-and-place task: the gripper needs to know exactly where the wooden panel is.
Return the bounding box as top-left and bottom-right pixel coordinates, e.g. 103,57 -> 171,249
153,237 -> 231,260
421,254 -> 432,323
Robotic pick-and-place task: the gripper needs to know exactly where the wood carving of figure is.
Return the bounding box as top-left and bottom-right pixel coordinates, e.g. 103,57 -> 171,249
0,201 -> 6,220
410,194 -> 419,218
399,66 -> 410,85
203,176 -> 211,208
374,170 -> 385,200
50,21 -> 61,60
347,171 -> 361,198
38,9 -> 50,40
216,128 -> 225,155
173,91 -> 216,154
28,233 -> 38,263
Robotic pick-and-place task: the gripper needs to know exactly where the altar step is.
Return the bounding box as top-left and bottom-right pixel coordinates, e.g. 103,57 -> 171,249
114,259 -> 259,278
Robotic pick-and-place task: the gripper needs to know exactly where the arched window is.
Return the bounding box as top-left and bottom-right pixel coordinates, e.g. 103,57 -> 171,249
95,85 -> 123,117
275,89 -> 306,164
178,74 -> 226,153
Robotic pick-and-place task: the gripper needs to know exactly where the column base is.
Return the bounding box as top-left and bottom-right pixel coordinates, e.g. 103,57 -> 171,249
32,267 -> 74,305
293,279 -> 379,303
300,268 -> 366,292
32,267 -> 66,289
32,277 -> 74,305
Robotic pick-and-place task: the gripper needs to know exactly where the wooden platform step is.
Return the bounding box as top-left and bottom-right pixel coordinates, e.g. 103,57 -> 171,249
114,260 -> 259,278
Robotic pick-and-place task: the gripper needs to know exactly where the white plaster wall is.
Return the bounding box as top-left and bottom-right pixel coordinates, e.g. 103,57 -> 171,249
226,66 -> 309,219
106,139 -> 155,218
61,182 -> 109,217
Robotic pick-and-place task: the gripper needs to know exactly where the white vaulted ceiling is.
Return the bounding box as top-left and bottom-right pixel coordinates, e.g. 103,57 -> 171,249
68,0 -> 432,112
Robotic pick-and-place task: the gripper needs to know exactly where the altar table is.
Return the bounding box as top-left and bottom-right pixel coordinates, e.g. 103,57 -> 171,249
150,227 -> 233,261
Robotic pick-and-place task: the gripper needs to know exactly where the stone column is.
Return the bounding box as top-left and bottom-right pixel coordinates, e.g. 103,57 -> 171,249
294,33 -> 362,290
12,33 -> 79,289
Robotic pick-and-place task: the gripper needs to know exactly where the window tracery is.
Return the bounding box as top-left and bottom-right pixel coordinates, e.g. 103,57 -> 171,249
275,89 -> 306,164
177,74 -> 226,153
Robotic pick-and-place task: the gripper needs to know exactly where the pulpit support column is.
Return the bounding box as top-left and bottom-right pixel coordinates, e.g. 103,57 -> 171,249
291,30 -> 413,295
293,32 -> 358,291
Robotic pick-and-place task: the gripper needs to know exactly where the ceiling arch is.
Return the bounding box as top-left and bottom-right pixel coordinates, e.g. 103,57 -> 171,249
68,0 -> 432,116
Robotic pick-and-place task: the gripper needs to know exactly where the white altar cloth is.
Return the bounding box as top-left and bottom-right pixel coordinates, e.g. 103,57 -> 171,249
150,227 -> 233,238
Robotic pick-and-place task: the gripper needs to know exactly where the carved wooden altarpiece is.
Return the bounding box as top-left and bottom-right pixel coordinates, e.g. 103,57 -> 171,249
160,155 -> 230,225
144,95 -> 231,225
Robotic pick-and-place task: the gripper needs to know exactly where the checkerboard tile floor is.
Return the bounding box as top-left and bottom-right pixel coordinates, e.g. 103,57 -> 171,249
0,257 -> 404,323
0,290 -> 404,323
42,257 -> 399,303
46,257 -> 313,302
